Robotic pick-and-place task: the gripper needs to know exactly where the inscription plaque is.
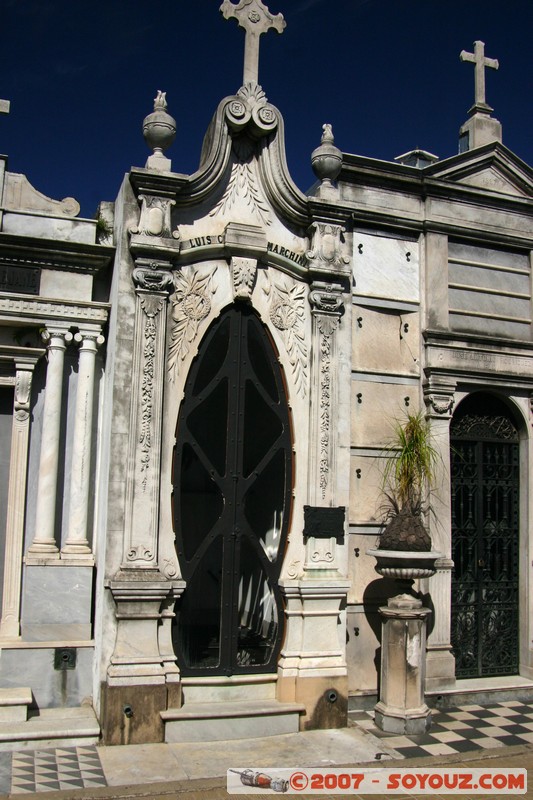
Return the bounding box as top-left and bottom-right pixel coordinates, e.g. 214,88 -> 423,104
0,265 -> 40,295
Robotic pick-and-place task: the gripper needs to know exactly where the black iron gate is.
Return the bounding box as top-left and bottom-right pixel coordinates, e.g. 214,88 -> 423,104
172,306 -> 292,676
450,396 -> 520,678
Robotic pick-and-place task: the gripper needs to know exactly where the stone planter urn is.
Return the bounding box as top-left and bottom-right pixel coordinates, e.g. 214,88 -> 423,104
367,547 -> 443,735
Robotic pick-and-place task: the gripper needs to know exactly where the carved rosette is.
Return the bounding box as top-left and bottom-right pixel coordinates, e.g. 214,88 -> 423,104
167,267 -> 218,382
309,283 -> 344,502
263,275 -> 308,397
307,222 -> 351,276
130,194 -> 180,242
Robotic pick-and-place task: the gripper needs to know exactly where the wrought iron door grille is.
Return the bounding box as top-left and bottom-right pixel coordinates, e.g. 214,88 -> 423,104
451,408 -> 519,678
172,307 -> 292,676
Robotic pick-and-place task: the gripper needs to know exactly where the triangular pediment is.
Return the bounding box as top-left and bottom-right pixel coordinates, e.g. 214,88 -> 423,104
425,143 -> 533,199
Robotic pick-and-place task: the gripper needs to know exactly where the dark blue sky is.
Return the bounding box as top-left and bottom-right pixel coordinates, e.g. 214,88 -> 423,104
2,0 -> 532,218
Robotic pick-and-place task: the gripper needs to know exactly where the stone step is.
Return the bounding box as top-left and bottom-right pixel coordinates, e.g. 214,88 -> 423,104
0,705 -> 100,751
181,675 -> 277,704
162,699 -> 305,743
0,686 -> 32,722
427,676 -> 533,708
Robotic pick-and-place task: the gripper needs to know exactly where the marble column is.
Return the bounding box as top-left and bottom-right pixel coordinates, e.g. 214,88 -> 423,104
0,358 -> 39,638
62,329 -> 104,559
27,328 -> 71,558
423,377 -> 457,690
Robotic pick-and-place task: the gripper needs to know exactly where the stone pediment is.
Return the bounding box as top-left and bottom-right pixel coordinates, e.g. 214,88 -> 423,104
173,83 -> 309,232
3,172 -> 80,216
426,143 -> 533,198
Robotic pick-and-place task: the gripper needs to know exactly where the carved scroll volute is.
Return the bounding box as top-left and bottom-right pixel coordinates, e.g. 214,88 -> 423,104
14,369 -> 33,423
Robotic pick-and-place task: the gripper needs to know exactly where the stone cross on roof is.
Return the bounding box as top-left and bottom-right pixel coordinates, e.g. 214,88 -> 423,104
220,0 -> 286,85
460,40 -> 499,113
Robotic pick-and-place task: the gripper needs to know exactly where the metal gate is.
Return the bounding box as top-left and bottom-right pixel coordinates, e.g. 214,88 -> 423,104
172,306 -> 292,676
450,397 -> 519,678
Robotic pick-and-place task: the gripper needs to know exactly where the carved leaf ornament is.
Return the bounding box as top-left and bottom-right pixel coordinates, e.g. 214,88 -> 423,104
168,268 -> 218,381
264,276 -> 308,397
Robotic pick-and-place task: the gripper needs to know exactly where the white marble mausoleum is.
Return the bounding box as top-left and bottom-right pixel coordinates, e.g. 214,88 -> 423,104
0,2 -> 532,747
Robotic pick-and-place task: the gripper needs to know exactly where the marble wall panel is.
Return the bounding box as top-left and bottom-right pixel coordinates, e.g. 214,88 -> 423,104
353,233 -> 419,303
350,382 -> 419,448
352,304 -> 420,374
0,646 -> 94,708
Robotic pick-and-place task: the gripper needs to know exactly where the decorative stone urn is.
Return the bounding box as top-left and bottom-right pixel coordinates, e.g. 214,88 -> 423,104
367,547 -> 443,735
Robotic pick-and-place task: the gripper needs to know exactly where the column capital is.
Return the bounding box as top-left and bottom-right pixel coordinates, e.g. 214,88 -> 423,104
74,330 -> 105,350
133,259 -> 174,293
41,327 -> 73,347
423,376 -> 457,419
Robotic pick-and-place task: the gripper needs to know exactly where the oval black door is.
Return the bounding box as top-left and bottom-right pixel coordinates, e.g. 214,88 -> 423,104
172,307 -> 292,676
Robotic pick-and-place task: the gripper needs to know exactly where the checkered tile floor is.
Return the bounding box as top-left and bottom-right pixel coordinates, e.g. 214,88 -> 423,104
351,700 -> 533,758
11,746 -> 106,794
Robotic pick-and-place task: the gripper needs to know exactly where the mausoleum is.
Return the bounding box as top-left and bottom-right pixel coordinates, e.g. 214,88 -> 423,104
0,1 -> 532,747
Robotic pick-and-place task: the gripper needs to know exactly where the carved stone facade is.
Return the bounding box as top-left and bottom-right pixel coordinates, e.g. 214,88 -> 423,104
0,2 -> 532,752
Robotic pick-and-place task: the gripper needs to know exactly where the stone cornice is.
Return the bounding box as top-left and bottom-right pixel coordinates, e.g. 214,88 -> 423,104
0,294 -> 109,325
340,151 -> 533,215
0,232 -> 114,275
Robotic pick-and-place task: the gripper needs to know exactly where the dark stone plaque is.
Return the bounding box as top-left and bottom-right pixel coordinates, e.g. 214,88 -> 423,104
303,505 -> 345,540
0,265 -> 40,295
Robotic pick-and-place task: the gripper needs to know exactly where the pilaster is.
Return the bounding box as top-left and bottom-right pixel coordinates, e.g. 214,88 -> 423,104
122,261 -> 173,570
423,376 -> 457,690
103,259 -> 181,743
0,357 -> 40,639
308,282 -> 344,507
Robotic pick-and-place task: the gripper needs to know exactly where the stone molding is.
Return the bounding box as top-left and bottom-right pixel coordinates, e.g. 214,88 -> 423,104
0,295 -> 109,325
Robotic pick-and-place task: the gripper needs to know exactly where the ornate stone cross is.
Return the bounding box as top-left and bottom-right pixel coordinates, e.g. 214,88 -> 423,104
460,40 -> 499,112
220,0 -> 286,85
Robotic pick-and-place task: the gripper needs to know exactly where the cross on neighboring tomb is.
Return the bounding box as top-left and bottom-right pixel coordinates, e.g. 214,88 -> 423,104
460,40 -> 499,112
220,0 -> 286,85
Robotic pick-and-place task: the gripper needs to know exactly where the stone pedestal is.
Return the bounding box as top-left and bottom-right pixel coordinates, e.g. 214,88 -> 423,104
374,593 -> 432,735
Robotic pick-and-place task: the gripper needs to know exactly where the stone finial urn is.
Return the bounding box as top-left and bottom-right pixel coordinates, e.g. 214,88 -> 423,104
143,91 -> 176,166
311,124 -> 342,186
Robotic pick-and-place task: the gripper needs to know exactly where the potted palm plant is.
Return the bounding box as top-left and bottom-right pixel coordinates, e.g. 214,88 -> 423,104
368,411 -> 442,585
